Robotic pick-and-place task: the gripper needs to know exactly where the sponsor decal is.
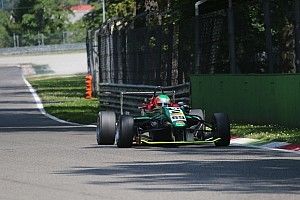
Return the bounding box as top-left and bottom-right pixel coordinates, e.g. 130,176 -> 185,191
175,121 -> 186,126
167,107 -> 186,122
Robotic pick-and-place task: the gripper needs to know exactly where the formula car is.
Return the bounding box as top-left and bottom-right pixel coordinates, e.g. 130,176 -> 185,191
96,88 -> 230,148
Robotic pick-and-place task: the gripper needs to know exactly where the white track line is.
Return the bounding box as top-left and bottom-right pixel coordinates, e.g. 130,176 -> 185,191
0,126 -> 95,129
260,142 -> 290,148
22,75 -> 96,128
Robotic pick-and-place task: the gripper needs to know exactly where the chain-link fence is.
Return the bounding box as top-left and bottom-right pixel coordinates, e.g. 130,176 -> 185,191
234,0 -> 299,73
87,17 -> 197,87
87,0 -> 300,88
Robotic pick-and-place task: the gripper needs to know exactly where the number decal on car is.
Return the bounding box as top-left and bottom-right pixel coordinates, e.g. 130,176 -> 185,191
168,107 -> 186,122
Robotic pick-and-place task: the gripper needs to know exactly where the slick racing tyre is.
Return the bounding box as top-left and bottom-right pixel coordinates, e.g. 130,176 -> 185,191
212,113 -> 230,147
96,111 -> 116,145
116,115 -> 134,148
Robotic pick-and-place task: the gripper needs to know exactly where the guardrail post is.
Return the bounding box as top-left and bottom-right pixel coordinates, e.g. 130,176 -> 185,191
41,33 -> 45,46
120,92 -> 124,115
13,33 -> 19,48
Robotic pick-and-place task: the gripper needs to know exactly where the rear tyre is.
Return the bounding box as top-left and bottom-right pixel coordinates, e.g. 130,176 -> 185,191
96,111 -> 116,145
212,113 -> 230,147
116,115 -> 134,148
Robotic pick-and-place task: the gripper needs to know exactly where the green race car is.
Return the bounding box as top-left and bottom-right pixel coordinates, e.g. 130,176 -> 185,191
96,89 -> 231,148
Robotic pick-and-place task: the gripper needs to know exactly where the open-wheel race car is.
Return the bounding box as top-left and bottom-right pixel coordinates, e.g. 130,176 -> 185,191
96,88 -> 231,148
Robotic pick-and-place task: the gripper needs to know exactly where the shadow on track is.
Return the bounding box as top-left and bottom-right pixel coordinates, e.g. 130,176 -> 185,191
54,146 -> 300,194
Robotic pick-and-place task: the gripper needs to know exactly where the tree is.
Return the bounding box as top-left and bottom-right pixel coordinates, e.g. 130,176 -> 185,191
20,0 -> 71,33
107,0 -> 135,19
232,0 -> 296,73
66,19 -> 86,43
0,11 -> 11,47
83,2 -> 102,30
83,0 -> 135,30
10,0 -> 81,45
13,0 -> 35,24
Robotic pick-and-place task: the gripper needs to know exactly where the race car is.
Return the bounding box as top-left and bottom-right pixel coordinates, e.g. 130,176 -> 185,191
96,88 -> 230,148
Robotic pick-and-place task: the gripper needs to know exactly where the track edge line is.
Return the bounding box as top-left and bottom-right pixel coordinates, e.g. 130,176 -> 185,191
22,74 -> 96,128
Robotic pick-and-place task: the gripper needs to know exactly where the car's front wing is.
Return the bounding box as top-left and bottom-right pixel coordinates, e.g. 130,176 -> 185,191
139,138 -> 221,146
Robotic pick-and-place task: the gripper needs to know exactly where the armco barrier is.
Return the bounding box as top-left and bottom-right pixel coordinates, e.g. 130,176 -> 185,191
99,83 -> 190,115
190,74 -> 300,128
0,43 -> 85,56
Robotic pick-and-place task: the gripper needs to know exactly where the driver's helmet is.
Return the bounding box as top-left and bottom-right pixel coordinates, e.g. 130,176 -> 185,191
155,94 -> 171,107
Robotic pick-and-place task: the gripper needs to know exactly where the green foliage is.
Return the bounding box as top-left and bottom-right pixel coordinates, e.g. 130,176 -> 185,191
232,124 -> 300,144
107,0 -> 135,19
83,2 -> 102,30
66,19 -> 87,43
13,0 -> 36,24
233,0 -> 296,73
83,0 -> 135,30
6,0 -> 87,45
18,0 -> 73,34
0,11 -> 12,47
0,26 -> 10,47
0,11 -> 10,25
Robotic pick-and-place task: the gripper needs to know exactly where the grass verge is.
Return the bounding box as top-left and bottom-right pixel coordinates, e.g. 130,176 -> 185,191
28,75 -> 300,143
28,74 -> 99,125
232,124 -> 300,144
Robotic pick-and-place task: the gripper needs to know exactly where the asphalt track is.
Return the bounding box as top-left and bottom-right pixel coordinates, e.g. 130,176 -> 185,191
0,66 -> 299,200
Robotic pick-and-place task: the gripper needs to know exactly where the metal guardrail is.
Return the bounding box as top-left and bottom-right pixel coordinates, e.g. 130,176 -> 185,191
0,43 -> 86,56
98,83 -> 190,115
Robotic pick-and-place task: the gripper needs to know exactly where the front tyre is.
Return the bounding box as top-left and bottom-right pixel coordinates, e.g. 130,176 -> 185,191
212,113 -> 230,146
96,111 -> 116,145
116,115 -> 134,148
